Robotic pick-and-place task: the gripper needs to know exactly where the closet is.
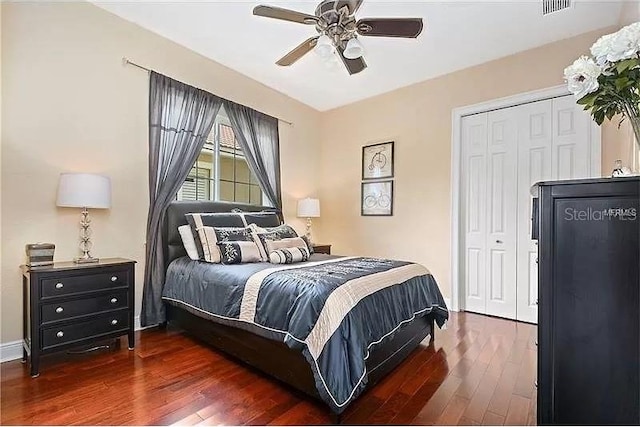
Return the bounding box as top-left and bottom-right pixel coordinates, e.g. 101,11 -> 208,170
461,95 -> 599,323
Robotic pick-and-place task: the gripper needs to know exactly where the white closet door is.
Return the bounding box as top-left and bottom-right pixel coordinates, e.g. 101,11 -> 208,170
462,113 -> 488,314
516,100 -> 553,324
462,95 -> 598,323
552,95 -> 592,179
485,108 -> 518,320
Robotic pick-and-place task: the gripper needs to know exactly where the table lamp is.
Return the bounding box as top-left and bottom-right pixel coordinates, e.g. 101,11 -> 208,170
297,198 -> 320,243
56,173 -> 111,263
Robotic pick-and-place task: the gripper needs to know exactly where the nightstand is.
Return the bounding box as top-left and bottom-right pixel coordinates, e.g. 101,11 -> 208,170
312,244 -> 332,255
21,258 -> 136,377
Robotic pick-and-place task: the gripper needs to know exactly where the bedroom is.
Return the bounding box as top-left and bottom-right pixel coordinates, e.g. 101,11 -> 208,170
1,0 -> 639,425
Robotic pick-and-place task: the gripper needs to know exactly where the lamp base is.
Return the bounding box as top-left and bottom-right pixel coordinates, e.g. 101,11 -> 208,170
74,256 -> 99,264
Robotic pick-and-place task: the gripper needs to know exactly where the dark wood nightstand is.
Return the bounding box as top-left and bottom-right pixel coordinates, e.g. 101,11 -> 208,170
21,258 -> 136,377
312,244 -> 332,255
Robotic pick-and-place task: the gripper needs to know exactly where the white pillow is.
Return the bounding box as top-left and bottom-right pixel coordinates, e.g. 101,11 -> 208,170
178,225 -> 199,261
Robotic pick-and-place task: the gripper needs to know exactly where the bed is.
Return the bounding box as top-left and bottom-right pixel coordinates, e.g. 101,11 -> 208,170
160,201 -> 448,420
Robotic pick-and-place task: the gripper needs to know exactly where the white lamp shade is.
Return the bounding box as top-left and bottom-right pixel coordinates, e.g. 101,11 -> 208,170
315,34 -> 334,58
56,173 -> 111,209
297,198 -> 320,218
344,38 -> 365,59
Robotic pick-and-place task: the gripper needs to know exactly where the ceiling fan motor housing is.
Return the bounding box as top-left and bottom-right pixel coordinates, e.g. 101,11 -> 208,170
315,0 -> 358,47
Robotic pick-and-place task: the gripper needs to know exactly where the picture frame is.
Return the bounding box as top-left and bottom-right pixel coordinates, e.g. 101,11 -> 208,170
361,180 -> 394,216
362,141 -> 394,180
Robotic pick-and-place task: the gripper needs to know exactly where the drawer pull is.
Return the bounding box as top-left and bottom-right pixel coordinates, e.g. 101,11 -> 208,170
55,307 -> 64,314
55,283 -> 64,289
110,298 -> 118,304
56,331 -> 64,338
110,276 -> 118,282
111,319 -> 118,326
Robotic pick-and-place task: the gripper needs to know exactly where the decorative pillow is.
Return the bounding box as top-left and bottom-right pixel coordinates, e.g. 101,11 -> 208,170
185,213 -> 245,259
250,224 -> 298,261
251,223 -> 298,238
269,247 -> 310,264
195,225 -> 254,263
252,231 -> 280,261
242,211 -> 281,228
265,237 -> 309,254
218,241 -> 262,264
178,225 -> 199,261
300,235 -> 315,255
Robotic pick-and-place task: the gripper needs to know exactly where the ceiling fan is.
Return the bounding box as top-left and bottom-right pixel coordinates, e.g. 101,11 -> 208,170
253,0 -> 424,75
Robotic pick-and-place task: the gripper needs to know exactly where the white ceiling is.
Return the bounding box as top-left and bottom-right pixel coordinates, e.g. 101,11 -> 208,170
94,1 -> 624,111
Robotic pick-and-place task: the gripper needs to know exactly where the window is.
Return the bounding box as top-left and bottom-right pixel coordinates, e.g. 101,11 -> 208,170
177,107 -> 263,205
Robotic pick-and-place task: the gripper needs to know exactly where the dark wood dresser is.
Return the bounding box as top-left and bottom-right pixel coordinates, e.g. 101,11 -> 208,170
312,244 -> 332,255
21,258 -> 136,377
535,177 -> 639,425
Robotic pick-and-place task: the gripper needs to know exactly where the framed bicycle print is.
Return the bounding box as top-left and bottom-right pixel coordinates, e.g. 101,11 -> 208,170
362,141 -> 394,180
361,180 -> 394,216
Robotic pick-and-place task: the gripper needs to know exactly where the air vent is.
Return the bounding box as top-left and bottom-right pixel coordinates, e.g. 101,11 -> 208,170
542,0 -> 571,15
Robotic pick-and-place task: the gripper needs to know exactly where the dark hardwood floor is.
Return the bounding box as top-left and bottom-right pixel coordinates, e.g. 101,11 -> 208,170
0,312 -> 536,425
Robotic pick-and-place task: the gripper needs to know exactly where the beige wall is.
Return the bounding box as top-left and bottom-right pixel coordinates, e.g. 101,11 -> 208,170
1,2 -> 637,348
619,1 -> 640,25
315,27 -> 631,301
0,2 -> 321,343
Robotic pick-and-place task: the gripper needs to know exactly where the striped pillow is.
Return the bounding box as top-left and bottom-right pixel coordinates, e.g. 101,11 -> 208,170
196,226 -> 254,263
185,213 -> 245,259
269,247 -> 310,264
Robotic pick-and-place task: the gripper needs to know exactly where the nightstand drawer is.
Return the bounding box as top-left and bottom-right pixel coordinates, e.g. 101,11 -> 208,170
41,291 -> 129,324
41,309 -> 129,350
41,269 -> 129,298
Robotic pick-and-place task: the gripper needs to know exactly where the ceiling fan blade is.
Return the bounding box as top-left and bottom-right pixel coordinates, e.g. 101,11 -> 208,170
253,5 -> 318,25
336,45 -> 367,75
357,18 -> 424,38
276,37 -> 319,66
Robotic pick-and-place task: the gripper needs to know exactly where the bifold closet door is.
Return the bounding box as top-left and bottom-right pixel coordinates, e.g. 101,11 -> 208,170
515,100 -> 552,324
463,108 -> 518,319
462,113 -> 488,315
515,96 -> 593,323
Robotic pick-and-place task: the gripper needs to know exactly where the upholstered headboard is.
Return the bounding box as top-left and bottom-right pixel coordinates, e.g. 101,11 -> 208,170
163,201 -> 279,270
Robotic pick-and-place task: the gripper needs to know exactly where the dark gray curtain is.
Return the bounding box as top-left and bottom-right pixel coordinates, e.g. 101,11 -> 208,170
223,100 -> 282,210
141,72 -> 223,326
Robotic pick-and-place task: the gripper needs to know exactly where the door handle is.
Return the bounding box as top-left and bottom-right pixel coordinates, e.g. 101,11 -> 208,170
495,240 -> 503,244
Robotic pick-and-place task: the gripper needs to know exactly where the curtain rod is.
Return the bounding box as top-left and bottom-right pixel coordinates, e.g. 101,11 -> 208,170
122,57 -> 294,126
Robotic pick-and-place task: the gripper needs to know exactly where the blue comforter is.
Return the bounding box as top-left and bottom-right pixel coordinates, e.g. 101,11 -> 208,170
162,255 -> 448,413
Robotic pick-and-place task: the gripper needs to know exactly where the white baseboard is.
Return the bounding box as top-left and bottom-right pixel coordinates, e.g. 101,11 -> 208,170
1,315 -> 147,363
444,297 -> 456,311
0,340 -> 23,363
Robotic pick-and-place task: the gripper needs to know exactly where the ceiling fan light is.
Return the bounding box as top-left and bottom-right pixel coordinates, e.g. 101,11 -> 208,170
344,37 -> 365,60
315,34 -> 334,58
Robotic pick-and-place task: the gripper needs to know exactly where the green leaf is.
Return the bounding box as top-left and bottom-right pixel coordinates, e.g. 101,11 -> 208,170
594,109 -> 605,125
616,59 -> 638,73
615,77 -> 631,91
577,93 -> 598,106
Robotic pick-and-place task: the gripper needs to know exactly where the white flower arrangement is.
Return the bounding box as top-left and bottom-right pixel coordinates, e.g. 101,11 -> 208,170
565,22 -> 640,152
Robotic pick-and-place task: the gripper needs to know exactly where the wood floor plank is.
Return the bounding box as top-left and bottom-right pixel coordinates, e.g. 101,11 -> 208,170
0,312 -> 536,426
486,361 -> 521,417
410,374 -> 463,425
482,411 -> 506,425
505,395 -> 531,426
435,394 -> 470,425
461,368 -> 501,423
